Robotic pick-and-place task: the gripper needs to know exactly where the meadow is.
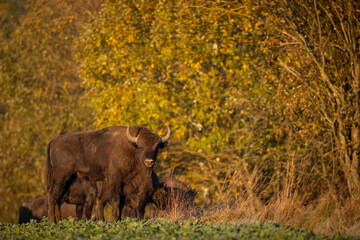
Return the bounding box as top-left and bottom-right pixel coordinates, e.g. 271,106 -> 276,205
0,218 -> 350,240
1,1 -> 360,239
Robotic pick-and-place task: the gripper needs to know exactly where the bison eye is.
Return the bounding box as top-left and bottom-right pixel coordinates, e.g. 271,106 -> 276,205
159,142 -> 168,149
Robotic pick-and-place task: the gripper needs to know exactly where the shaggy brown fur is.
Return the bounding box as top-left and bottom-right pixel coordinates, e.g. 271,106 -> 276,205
45,125 -> 170,222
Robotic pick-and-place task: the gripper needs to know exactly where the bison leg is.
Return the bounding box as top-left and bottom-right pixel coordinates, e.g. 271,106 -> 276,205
95,185 -> 107,221
47,192 -> 56,222
55,200 -> 62,221
135,204 -> 146,219
48,173 -> 76,222
47,188 -> 63,222
83,196 -> 94,220
76,204 -> 83,220
133,184 -> 152,220
108,184 -> 124,221
109,194 -> 126,221
95,199 -> 106,221
134,196 -> 147,220
110,197 -> 121,221
120,196 -> 134,219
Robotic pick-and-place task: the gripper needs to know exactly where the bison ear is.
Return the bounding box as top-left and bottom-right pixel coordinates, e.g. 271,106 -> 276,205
129,141 -> 139,148
159,141 -> 168,149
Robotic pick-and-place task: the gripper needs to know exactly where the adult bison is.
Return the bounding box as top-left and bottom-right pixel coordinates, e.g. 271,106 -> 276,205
18,197 -> 76,223
46,125 -> 170,222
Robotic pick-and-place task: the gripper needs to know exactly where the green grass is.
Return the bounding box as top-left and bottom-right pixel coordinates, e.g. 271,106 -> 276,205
0,218 -> 350,240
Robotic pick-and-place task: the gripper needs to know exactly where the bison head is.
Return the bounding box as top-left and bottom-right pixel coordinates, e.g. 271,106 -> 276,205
126,126 -> 171,168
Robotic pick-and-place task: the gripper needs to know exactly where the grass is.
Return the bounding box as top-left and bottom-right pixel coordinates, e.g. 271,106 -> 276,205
0,218 -> 350,240
198,193 -> 360,238
192,176 -> 360,239
2,185 -> 358,239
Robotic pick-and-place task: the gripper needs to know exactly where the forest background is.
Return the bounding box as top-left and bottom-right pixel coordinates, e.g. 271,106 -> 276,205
1,0 -> 359,237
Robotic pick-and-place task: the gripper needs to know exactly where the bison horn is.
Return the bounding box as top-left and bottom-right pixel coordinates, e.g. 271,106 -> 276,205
161,125 -> 171,143
126,126 -> 138,144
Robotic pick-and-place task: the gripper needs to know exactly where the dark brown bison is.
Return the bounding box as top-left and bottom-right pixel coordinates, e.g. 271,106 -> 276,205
93,174 -> 200,220
18,197 -> 76,224
153,177 -> 201,219
19,178 -> 96,223
119,177 -> 201,220
46,125 -> 170,222
62,178 -> 96,220
94,170 -> 160,220
159,177 -> 197,206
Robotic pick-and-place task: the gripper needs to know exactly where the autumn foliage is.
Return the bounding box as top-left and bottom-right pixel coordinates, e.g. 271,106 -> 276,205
1,0 -> 359,237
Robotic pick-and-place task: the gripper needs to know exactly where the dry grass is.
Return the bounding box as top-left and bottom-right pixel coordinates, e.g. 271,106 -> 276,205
198,191 -> 360,238
195,175 -> 360,238
160,163 -> 360,238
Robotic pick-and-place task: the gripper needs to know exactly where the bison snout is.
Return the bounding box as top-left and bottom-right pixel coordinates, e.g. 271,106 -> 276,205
144,159 -> 155,168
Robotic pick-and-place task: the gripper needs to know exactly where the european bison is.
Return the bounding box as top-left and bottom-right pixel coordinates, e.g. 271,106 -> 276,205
92,174 -> 200,220
18,197 -> 76,223
19,178 -> 96,223
119,177 -> 201,220
154,177 -> 201,219
95,171 -> 160,220
62,178 -> 96,220
159,177 -> 197,206
46,125 -> 170,222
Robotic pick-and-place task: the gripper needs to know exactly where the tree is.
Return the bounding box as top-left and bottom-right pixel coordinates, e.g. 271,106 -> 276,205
77,0 -> 291,203
263,0 -> 360,195
0,0 -> 102,222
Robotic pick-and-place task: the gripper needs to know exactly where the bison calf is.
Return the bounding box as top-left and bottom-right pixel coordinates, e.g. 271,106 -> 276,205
121,177 -> 201,220
153,177 -> 201,219
94,170 -> 160,220
62,178 -> 96,220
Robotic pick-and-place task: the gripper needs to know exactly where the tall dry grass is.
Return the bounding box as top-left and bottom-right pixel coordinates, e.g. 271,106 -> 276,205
201,190 -> 360,237
160,161 -> 360,238
194,167 -> 360,238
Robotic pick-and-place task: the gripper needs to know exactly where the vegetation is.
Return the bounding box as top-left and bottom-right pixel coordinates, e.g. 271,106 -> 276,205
0,0 -> 102,222
0,218 -> 349,240
0,0 -> 359,238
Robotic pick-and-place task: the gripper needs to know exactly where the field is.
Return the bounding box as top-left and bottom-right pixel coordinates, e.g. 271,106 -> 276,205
1,1 -> 360,239
0,218 -> 350,240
